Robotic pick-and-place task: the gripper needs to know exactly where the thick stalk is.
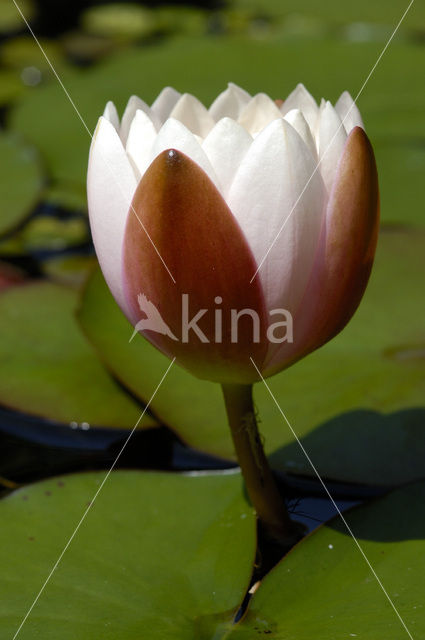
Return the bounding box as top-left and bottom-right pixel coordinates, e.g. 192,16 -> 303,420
222,383 -> 298,545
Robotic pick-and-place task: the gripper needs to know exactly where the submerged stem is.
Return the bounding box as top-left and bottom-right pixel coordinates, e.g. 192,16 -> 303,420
221,383 -> 299,546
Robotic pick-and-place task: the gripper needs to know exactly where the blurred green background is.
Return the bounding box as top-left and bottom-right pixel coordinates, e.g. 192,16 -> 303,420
0,0 -> 424,486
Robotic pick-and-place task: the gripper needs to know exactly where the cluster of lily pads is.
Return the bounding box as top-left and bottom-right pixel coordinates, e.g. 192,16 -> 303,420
0,0 -> 424,636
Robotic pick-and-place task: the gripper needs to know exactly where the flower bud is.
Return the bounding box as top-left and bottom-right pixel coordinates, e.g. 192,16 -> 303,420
87,83 -> 379,383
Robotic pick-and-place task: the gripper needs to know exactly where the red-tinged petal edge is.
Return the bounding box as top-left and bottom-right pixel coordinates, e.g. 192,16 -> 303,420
265,126 -> 379,377
122,149 -> 269,384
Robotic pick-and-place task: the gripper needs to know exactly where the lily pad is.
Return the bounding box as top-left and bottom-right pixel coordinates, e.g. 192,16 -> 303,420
0,69 -> 27,105
21,215 -> 89,252
230,480 -> 425,638
0,132 -> 43,236
231,0 -> 424,30
42,254 -> 98,288
77,268 -> 229,454
0,469 -> 255,638
78,228 -> 425,486
374,139 -> 425,227
0,35 -> 64,71
81,3 -> 156,41
0,0 -> 34,34
0,281 -> 155,429
10,35 -> 424,221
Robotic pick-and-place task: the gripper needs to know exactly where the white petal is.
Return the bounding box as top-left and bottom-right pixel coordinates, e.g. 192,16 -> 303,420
227,118 -> 325,315
87,117 -> 137,312
169,93 -> 215,138
209,83 -> 251,121
120,95 -> 160,145
316,101 -> 347,194
281,83 -> 319,133
335,91 -> 364,133
283,109 -> 317,159
151,86 -> 181,123
238,93 -> 282,135
126,109 -> 158,181
149,118 -> 219,188
103,101 -> 119,131
202,118 -> 252,198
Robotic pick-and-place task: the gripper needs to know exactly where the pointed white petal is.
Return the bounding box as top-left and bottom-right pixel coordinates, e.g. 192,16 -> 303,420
238,93 -> 282,135
126,109 -> 158,181
151,86 -> 181,123
87,117 -> 137,312
283,109 -> 317,159
335,91 -> 364,133
202,118 -> 252,198
103,101 -> 119,131
209,82 -> 251,121
227,118 -> 325,315
169,93 -> 215,138
149,118 -> 219,188
120,95 -> 160,145
281,83 -> 319,133
317,101 -> 347,193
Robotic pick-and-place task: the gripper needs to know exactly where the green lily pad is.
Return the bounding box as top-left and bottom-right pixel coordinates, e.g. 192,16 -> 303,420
10,35 -> 424,221
0,69 -> 27,105
155,6 -> 208,36
0,281 -> 155,429
374,140 -> 425,228
231,0 -> 424,30
0,132 -> 43,236
21,215 -> 89,252
77,268 -> 229,454
78,228 -> 425,485
42,254 -> 98,288
0,0 -> 34,34
81,3 -> 156,40
231,480 -> 425,638
43,181 -> 88,214
0,469 -> 255,638
0,35 -> 63,71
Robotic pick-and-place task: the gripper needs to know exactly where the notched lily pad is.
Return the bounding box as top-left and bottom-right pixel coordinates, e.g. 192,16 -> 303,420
232,480 -> 425,638
0,469 -> 255,639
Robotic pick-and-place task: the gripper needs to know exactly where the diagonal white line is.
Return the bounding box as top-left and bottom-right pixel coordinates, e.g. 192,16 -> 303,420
250,357 -> 415,640
11,357 -> 176,640
11,0 -> 176,285
250,0 -> 415,284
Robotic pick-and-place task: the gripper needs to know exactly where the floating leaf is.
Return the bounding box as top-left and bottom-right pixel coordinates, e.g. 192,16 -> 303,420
21,215 -> 89,252
0,132 -> 43,236
0,469 -> 255,639
78,229 -> 425,486
0,281 -> 155,429
231,0 -> 424,30
81,3 -> 156,40
231,480 -> 425,638
10,35 -> 425,222
42,254 -> 97,288
0,0 -> 34,34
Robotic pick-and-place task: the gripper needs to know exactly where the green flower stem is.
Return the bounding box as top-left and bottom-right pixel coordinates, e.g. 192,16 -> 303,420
222,383 -> 299,546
